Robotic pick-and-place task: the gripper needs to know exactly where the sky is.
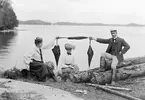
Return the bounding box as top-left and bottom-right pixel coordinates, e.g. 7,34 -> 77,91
11,0 -> 145,24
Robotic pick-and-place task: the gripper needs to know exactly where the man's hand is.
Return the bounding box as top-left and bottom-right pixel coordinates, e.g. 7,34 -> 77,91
89,36 -> 96,40
29,60 -> 33,64
89,37 -> 97,41
119,52 -> 123,55
89,36 -> 93,40
56,36 -> 60,39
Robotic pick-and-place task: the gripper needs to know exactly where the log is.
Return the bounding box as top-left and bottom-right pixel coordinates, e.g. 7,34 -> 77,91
86,83 -> 141,100
127,56 -> 145,64
72,63 -> 145,84
117,56 -> 145,68
69,70 -> 90,83
90,70 -> 113,85
103,85 -> 131,92
68,56 -> 145,84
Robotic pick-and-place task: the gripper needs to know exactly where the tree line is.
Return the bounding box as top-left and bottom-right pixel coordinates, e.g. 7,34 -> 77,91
0,0 -> 18,30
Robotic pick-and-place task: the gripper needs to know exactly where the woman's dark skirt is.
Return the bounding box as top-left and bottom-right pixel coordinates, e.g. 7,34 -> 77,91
29,60 -> 54,81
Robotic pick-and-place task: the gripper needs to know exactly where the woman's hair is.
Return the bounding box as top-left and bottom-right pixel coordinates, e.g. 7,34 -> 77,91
34,37 -> 43,45
65,43 -> 75,50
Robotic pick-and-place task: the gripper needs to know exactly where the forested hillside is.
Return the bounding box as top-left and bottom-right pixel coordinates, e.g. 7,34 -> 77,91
0,0 -> 18,30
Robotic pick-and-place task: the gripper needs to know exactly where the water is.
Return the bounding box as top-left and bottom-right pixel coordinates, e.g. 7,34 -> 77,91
0,25 -> 145,70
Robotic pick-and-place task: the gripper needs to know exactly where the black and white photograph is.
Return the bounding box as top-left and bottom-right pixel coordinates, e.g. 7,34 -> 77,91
0,0 -> 145,100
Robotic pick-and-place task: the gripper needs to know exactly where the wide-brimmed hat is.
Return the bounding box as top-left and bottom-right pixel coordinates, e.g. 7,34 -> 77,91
65,43 -> 75,50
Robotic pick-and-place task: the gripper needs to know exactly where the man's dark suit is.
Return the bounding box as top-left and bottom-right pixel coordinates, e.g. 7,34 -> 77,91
97,37 -> 130,63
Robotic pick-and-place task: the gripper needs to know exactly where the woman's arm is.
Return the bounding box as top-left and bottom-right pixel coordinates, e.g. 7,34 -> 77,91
23,50 -> 35,65
42,39 -> 55,49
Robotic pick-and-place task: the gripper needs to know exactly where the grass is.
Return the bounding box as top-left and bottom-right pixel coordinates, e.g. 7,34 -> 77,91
0,91 -> 20,100
0,91 -> 46,100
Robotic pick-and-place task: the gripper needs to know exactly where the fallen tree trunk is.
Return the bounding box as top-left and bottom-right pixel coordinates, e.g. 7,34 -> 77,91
117,56 -> 145,68
86,83 -> 141,100
68,56 -> 145,84
102,85 -> 132,92
3,56 -> 145,83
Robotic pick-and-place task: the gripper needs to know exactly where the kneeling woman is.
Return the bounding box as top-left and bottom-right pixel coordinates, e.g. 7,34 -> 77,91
23,37 -> 57,82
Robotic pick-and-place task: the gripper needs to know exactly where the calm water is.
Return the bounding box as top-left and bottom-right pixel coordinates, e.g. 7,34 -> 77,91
0,25 -> 145,70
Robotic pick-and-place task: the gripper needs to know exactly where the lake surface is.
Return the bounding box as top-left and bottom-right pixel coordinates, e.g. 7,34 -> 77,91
0,25 -> 145,70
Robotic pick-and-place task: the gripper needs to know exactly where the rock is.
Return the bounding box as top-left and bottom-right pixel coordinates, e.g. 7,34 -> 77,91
3,67 -> 22,79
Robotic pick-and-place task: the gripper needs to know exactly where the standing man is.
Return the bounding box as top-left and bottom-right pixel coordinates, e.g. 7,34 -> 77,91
90,30 -> 130,85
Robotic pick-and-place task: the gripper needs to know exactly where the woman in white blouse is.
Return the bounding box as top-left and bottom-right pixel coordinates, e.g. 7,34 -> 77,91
58,43 -> 79,76
23,37 -> 57,82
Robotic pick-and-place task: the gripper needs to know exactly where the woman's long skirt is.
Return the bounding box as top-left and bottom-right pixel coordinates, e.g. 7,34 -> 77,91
29,60 -> 54,81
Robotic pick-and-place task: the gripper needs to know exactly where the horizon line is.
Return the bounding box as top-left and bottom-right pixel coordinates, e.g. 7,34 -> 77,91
19,20 -> 145,25
18,19 -> 145,25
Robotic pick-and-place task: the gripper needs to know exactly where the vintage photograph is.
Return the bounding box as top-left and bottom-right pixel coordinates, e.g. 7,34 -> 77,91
0,0 -> 145,100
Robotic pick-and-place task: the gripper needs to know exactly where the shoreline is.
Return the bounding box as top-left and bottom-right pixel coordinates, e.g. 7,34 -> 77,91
0,29 -> 17,33
0,76 -> 145,100
0,78 -> 83,100
1,55 -> 145,100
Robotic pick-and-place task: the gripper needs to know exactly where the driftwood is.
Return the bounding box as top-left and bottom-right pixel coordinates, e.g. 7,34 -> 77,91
69,56 -> 145,84
117,56 -> 145,68
86,83 -> 141,100
104,85 -> 131,92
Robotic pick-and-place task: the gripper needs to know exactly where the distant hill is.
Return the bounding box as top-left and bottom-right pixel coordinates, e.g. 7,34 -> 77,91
19,20 -> 51,25
18,20 -> 145,27
53,22 -> 145,27
126,23 -> 145,27
52,22 -> 105,26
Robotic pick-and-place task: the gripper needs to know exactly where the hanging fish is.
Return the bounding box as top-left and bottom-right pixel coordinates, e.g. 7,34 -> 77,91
87,39 -> 94,68
52,39 -> 61,66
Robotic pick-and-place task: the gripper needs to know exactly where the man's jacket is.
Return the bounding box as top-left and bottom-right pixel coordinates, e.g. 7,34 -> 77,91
97,37 -> 130,62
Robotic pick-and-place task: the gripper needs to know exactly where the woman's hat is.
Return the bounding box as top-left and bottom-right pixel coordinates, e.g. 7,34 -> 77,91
65,43 -> 75,50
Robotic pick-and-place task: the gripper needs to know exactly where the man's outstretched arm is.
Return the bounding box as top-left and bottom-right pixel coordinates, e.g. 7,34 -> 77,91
89,37 -> 110,44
